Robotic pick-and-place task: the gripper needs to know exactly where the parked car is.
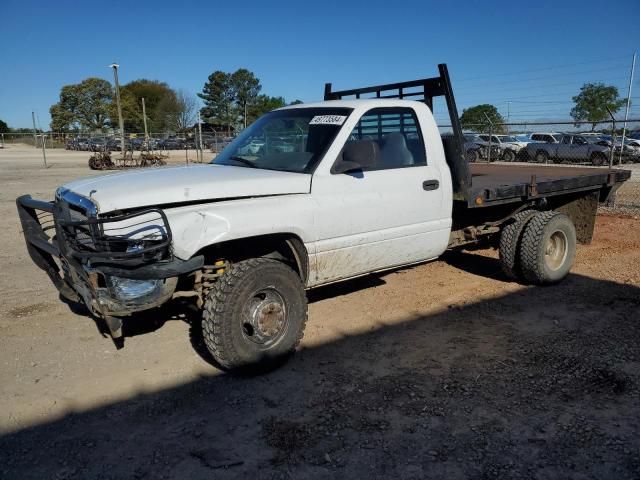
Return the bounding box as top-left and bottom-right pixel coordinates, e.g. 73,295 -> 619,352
478,134 -> 525,161
464,134 -> 505,161
88,137 -> 107,152
237,138 -> 265,155
207,137 -> 234,153
523,133 -> 610,165
106,137 -> 132,152
16,64 -> 631,372
130,137 -> 159,150
75,138 -> 91,151
529,132 -> 563,144
159,137 -> 186,150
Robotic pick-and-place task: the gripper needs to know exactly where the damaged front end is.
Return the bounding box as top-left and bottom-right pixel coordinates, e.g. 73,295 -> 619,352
16,189 -> 203,339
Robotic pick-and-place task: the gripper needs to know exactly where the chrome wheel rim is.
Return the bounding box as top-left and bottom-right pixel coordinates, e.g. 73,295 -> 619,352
545,230 -> 568,271
243,288 -> 288,348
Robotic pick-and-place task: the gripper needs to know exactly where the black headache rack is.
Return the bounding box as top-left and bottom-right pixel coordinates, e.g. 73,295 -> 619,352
324,63 -> 471,200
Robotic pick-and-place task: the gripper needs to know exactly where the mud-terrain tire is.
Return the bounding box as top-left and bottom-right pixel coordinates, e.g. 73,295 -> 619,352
519,211 -> 576,285
499,210 -> 537,280
202,258 -> 307,372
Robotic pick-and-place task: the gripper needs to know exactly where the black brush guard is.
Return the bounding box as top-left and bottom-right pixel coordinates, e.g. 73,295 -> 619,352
16,194 -> 204,318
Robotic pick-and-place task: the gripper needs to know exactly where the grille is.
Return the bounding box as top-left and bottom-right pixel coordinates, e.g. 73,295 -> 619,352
55,190 -> 172,262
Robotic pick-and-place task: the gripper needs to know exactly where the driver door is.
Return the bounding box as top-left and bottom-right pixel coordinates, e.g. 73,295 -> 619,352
309,107 -> 451,285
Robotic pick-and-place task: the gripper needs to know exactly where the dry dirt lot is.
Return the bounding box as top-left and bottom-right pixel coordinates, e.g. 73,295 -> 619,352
1,145 -> 639,479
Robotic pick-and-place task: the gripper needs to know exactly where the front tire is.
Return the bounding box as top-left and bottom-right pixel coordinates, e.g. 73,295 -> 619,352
519,212 -> 576,285
202,258 -> 308,372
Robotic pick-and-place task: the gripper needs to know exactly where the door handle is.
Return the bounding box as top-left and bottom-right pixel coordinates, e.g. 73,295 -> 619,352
423,180 -> 439,191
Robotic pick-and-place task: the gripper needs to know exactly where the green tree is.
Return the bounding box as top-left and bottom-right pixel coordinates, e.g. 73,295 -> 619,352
289,99 -> 304,105
49,78 -> 113,132
230,69 -> 261,129
111,79 -> 179,133
460,104 -> 505,134
199,71 -> 236,134
247,95 -> 286,125
571,83 -> 626,131
0,119 -> 9,133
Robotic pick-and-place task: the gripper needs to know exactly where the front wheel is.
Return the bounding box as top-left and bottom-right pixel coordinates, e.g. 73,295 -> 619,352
202,258 -> 308,372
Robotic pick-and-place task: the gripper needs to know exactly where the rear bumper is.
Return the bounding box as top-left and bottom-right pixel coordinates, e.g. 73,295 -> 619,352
16,195 -> 203,317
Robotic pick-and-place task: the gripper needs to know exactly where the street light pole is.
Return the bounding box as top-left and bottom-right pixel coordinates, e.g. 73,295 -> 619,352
109,63 -> 125,154
619,51 -> 636,165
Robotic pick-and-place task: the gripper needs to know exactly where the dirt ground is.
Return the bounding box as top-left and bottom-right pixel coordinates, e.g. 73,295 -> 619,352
1,145 -> 639,479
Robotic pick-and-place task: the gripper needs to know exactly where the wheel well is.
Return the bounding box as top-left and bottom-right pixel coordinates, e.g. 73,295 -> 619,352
194,233 -> 309,283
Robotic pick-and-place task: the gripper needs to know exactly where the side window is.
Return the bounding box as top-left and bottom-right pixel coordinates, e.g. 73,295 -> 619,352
336,107 -> 427,172
531,134 -> 541,141
562,136 -> 571,144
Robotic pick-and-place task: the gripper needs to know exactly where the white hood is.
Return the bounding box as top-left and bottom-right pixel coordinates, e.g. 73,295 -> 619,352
61,164 -> 311,213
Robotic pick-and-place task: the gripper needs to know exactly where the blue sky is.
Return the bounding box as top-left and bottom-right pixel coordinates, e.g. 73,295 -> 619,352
1,0 -> 639,129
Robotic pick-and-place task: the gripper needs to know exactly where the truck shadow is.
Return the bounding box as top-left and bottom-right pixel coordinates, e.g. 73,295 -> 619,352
15,274 -> 639,479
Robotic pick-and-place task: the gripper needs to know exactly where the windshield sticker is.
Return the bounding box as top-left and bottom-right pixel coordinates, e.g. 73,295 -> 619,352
309,115 -> 347,126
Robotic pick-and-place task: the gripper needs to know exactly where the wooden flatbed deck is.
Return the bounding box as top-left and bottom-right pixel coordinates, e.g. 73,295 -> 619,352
467,163 -> 631,207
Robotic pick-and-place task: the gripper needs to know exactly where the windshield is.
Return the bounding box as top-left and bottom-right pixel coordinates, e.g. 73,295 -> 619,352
212,107 -> 353,173
498,135 -> 518,142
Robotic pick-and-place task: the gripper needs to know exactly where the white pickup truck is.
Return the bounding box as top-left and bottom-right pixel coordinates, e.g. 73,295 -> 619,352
17,65 -> 630,371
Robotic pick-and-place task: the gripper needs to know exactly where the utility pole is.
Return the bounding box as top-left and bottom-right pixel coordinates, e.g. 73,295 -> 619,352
32,111 -> 47,167
141,97 -> 149,143
506,101 -> 511,134
31,111 -> 38,148
619,51 -> 636,165
109,63 -> 126,154
197,110 -> 204,162
605,106 -> 616,169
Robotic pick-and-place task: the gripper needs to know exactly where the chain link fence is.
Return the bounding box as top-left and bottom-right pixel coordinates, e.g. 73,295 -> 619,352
438,119 -> 640,213
3,117 -> 639,212
0,131 -> 236,156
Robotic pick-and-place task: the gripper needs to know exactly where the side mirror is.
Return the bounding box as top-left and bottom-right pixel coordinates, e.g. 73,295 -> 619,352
333,159 -> 362,174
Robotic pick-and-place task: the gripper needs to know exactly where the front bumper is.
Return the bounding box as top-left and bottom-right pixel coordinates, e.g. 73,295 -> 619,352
16,195 -> 204,321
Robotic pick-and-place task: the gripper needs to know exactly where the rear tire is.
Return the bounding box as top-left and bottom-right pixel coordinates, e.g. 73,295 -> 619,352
519,211 -> 576,285
202,258 -> 308,372
499,210 -> 536,280
590,152 -> 607,166
502,149 -> 516,162
535,150 -> 549,163
466,149 -> 480,163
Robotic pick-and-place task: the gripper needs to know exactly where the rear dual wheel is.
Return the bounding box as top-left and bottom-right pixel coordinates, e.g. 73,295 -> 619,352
499,211 -> 576,285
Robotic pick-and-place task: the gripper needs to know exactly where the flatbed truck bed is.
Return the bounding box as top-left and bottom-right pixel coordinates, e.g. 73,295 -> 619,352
467,163 -> 631,207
